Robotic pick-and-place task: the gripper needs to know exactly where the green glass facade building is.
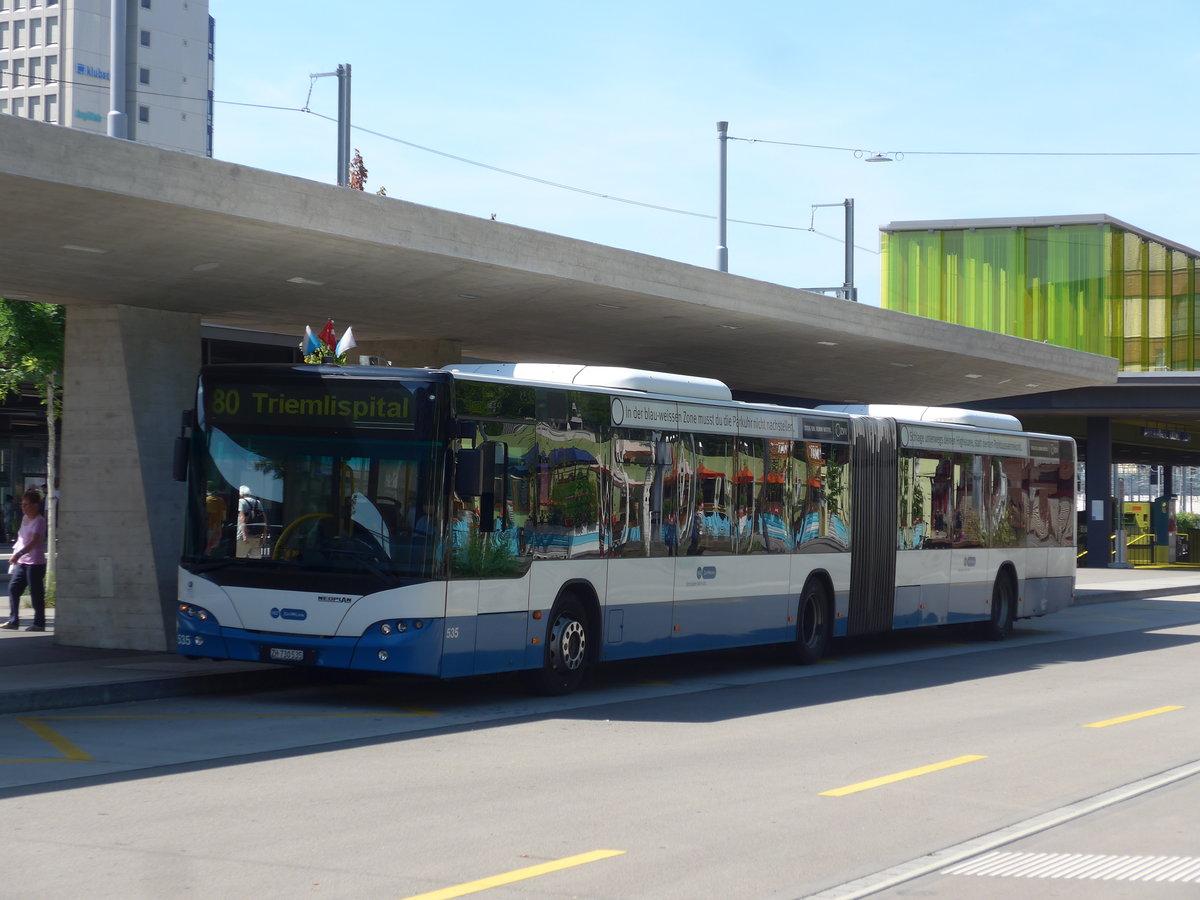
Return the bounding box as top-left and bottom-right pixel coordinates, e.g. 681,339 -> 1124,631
881,215 -> 1200,372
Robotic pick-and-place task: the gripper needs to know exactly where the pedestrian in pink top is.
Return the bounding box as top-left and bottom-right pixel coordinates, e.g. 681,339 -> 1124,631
4,490 -> 47,631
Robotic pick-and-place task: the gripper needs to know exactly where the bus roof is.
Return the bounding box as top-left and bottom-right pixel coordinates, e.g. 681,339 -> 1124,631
817,404 -> 1025,432
447,363 -> 733,402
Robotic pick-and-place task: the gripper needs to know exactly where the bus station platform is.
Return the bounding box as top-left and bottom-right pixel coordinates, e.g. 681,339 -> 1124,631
0,566 -> 1199,715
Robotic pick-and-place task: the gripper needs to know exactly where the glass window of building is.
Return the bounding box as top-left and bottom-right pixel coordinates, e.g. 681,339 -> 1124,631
44,16 -> 56,44
26,95 -> 38,120
44,54 -> 55,83
882,219 -> 1200,374
0,23 -> 8,52
140,29 -> 150,47
141,0 -> 150,7
139,67 -> 150,85
138,105 -> 149,123
28,56 -> 39,87
11,97 -> 23,117
43,92 -> 54,122
13,20 -> 24,49
28,17 -> 39,46
12,58 -> 24,87
0,60 -> 8,88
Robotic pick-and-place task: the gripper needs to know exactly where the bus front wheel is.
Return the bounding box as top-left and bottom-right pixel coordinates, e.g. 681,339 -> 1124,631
533,596 -> 590,695
788,579 -> 831,665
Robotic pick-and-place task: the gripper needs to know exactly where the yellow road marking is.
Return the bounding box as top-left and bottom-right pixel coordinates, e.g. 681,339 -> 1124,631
0,709 -> 437,764
0,717 -> 96,763
401,849 -> 625,900
1084,706 -> 1183,728
820,755 -> 987,797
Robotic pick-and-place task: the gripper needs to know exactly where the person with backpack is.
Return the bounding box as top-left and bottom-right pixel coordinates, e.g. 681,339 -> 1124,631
236,485 -> 266,559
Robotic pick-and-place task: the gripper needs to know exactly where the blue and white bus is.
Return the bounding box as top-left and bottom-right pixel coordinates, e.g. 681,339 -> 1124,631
175,362 -> 1076,693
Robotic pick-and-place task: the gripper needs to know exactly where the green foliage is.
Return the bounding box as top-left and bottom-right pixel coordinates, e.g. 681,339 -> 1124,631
453,529 -> 523,577
547,472 -> 598,525
300,348 -> 352,365
1177,511 -> 1200,533
825,458 -> 845,518
0,300 -> 65,405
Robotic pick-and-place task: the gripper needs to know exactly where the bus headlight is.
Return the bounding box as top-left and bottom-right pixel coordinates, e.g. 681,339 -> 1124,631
377,650 -> 389,662
380,623 -> 392,635
178,603 -> 214,622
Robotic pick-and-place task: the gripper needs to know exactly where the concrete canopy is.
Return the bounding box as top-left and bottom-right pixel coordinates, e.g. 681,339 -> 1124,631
0,114 -> 1115,406
973,373 -> 1200,466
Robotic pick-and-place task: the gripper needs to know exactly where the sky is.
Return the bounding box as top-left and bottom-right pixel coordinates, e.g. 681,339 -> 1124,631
208,0 -> 1200,308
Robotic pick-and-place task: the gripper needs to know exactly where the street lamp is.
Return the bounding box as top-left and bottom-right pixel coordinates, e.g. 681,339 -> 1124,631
716,121 -> 729,272
807,199 -> 857,302
713,123 -> 885,291
310,64 -> 353,186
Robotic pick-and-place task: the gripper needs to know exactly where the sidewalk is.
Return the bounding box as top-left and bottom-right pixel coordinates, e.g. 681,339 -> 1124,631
2,567 -> 1200,715
1072,564 -> 1200,604
0,606 -> 300,714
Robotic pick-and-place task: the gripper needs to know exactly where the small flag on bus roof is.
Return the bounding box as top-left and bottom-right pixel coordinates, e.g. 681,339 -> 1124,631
318,319 -> 337,350
302,325 -> 320,356
335,326 -> 357,358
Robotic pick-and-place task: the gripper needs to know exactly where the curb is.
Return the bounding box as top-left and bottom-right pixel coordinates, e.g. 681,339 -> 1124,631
1073,585 -> 1200,606
0,664 -> 311,716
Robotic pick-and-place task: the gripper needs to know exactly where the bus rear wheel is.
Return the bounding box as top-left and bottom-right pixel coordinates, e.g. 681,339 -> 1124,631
979,573 -> 1015,641
533,596 -> 590,695
788,579 -> 831,665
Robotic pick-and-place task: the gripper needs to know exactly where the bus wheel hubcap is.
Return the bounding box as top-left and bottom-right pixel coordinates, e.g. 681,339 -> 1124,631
552,618 -> 585,671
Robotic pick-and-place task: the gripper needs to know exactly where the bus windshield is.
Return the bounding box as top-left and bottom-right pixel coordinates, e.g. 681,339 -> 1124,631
182,369 -> 451,589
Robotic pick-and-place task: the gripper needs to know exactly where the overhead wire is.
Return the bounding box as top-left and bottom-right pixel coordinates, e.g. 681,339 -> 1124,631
0,77 -> 868,251
299,108 -> 878,252
729,135 -> 1200,157
5,69 -> 1197,253
48,76 -> 1194,249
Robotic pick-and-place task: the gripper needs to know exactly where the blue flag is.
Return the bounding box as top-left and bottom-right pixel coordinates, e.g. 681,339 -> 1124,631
302,326 -> 321,356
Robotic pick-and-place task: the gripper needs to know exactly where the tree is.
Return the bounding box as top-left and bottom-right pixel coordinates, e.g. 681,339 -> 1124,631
348,149 -> 367,191
0,300 -> 65,582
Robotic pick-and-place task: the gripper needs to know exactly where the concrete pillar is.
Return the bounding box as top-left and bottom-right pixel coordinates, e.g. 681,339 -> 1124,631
352,338 -> 461,368
56,305 -> 201,650
1084,416 -> 1113,569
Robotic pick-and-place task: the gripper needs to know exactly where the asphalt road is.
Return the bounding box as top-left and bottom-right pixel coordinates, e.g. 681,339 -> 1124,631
2,593 -> 1199,900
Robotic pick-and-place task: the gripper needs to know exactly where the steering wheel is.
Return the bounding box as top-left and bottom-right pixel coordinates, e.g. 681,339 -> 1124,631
272,513 -> 392,566
272,513 -> 332,560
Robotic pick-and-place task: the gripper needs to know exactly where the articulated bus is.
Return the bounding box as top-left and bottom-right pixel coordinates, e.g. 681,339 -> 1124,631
175,362 -> 1076,693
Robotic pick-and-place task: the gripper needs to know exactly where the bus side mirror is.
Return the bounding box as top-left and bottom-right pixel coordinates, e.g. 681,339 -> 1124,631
455,442 -> 507,533
455,448 -> 485,496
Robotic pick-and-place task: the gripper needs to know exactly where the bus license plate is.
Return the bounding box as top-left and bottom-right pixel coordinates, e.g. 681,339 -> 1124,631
265,647 -> 309,663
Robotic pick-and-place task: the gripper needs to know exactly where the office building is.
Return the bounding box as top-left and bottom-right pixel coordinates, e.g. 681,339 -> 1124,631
0,0 -> 212,155
881,214 -> 1200,373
